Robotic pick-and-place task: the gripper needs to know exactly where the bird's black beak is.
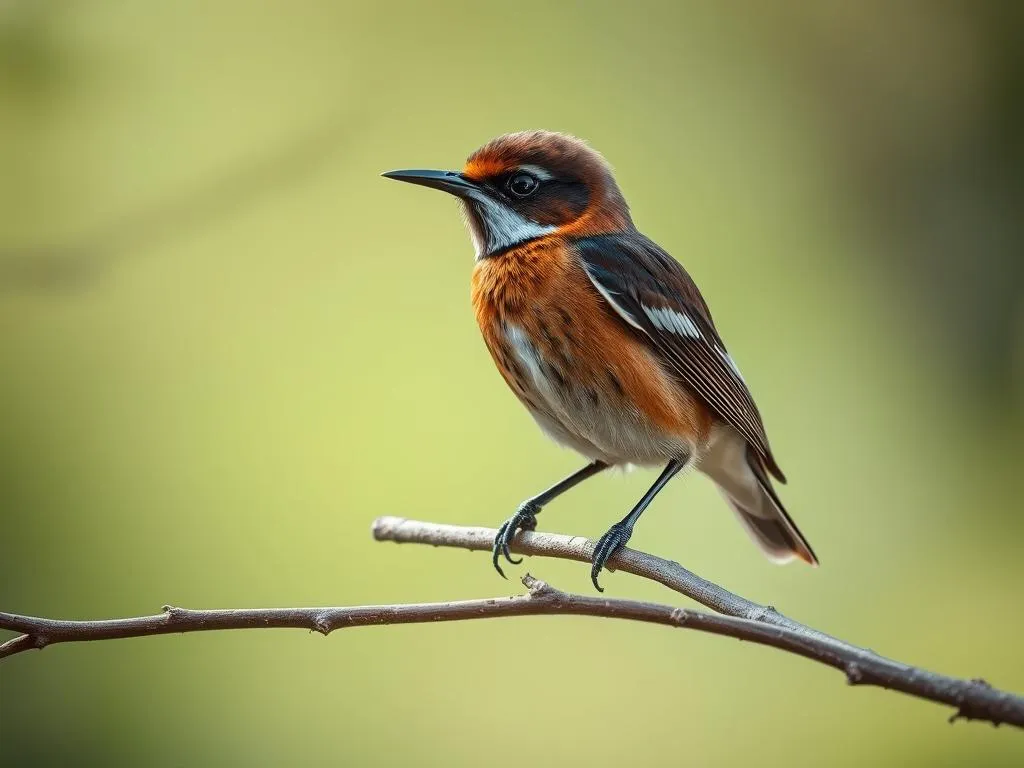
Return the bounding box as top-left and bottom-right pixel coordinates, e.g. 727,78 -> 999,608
381,169 -> 479,198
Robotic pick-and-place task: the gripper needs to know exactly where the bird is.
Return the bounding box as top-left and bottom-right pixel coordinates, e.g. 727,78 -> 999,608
383,130 -> 817,591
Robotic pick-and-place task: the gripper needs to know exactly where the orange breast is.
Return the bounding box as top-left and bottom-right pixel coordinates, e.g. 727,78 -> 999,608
471,237 -> 713,459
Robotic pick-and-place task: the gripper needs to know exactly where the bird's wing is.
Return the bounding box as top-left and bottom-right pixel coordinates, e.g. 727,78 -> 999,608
573,232 -> 785,482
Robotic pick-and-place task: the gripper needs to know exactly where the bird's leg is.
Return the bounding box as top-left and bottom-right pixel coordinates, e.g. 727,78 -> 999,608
591,457 -> 687,592
492,460 -> 609,577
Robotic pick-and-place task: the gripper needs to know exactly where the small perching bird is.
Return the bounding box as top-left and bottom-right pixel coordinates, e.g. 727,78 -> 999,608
384,131 -> 817,590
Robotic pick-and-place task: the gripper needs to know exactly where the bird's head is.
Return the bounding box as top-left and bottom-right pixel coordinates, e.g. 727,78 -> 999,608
384,131 -> 632,259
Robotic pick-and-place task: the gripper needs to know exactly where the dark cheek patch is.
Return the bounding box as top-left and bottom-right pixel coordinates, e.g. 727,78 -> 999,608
519,182 -> 589,227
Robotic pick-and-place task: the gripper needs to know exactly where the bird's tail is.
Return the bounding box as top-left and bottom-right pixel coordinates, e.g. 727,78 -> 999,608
702,435 -> 818,566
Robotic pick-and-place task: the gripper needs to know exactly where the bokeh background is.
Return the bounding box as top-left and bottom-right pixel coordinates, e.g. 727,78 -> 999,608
1,2 -> 1023,766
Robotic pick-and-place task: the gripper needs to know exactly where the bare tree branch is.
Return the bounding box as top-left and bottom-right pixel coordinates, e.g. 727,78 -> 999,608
371,516 -> 841,644
1,520 -> 1022,730
371,516 -> 1024,729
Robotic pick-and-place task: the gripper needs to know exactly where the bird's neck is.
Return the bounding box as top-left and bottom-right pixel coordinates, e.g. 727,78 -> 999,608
471,238 -> 568,321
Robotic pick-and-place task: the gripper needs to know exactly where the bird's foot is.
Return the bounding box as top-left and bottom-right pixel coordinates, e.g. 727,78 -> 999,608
491,501 -> 540,578
591,522 -> 633,592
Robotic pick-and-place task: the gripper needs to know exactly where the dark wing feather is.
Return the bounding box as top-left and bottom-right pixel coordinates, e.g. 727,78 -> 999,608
574,232 -> 786,482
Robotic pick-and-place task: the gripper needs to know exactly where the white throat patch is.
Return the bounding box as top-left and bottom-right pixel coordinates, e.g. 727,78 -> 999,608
462,192 -> 556,259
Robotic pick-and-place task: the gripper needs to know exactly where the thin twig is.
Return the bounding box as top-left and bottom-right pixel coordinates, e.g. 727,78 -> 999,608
2,522 -> 1022,730
0,577 -> 851,670
371,516 -> 837,643
371,516 -> 1024,729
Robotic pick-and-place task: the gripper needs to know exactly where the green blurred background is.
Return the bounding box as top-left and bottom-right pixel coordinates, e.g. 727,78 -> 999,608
1,1 -> 1023,765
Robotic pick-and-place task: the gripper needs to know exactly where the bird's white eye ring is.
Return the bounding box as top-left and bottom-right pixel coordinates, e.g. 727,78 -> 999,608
507,172 -> 539,198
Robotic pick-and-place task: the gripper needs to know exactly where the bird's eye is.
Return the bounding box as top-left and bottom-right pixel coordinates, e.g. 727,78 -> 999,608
507,173 -> 539,198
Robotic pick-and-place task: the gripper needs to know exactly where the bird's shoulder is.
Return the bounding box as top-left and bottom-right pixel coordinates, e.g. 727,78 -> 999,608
570,230 -> 716,329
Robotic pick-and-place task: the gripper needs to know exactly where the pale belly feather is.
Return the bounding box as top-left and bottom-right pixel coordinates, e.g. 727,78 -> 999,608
500,320 -> 698,466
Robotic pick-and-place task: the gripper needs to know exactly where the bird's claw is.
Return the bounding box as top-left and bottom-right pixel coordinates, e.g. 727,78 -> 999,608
491,502 -> 540,578
590,522 -> 633,592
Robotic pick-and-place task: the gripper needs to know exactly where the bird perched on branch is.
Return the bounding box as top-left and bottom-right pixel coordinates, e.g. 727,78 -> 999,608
384,131 -> 817,590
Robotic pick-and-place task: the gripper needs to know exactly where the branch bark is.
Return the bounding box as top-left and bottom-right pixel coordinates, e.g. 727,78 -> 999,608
371,516 -> 840,645
370,516 -> 1024,729
1,518 -> 1021,730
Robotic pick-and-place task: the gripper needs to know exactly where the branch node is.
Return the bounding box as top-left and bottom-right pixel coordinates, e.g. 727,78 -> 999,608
522,574 -> 557,600
749,605 -> 781,623
845,663 -> 864,685
946,680 -> 999,727
312,612 -> 332,636
162,605 -> 186,624
669,607 -> 689,626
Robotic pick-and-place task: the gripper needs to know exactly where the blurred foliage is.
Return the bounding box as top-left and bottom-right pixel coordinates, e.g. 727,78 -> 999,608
1,1 -> 1022,766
